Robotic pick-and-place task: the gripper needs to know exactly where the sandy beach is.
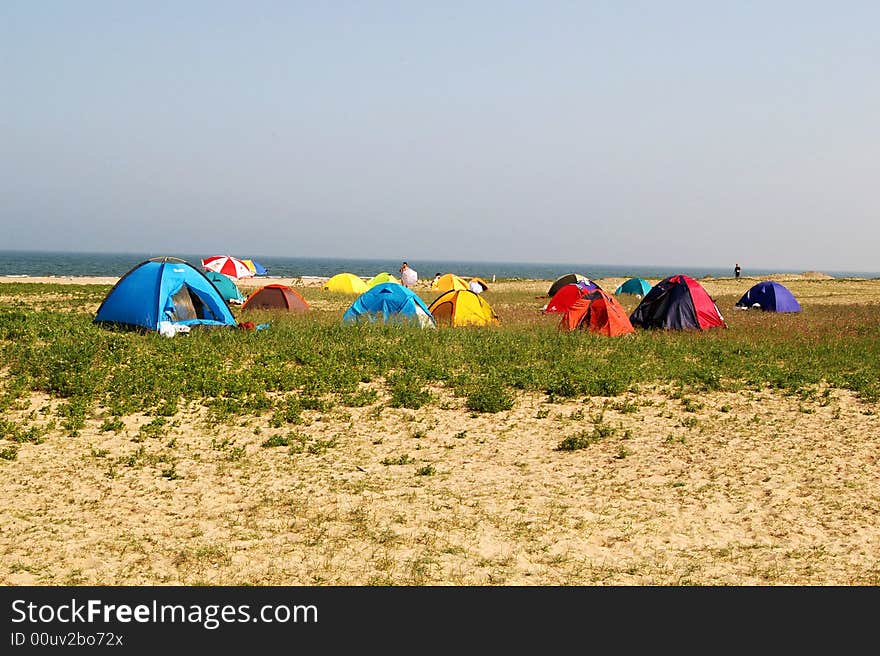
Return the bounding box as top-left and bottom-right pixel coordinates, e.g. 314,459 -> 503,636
2,273 -> 879,585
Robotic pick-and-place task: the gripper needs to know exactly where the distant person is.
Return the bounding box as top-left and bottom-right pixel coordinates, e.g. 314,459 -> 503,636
735,263 -> 741,279
432,272 -> 442,289
399,261 -> 418,289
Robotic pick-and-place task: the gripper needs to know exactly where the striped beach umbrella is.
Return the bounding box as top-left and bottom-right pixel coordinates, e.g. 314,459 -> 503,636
201,255 -> 255,279
242,259 -> 268,275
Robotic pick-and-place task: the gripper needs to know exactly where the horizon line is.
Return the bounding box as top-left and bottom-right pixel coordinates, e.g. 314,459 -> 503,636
1,248 -> 878,277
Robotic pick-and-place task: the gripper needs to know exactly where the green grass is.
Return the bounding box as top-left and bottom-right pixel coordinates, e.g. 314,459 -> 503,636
1,283 -> 879,438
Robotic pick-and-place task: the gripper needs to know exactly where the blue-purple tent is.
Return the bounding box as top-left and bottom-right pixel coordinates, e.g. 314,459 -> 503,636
735,281 -> 801,313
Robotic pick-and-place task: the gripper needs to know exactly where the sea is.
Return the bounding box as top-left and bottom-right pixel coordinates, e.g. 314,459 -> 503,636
1,250 -> 877,281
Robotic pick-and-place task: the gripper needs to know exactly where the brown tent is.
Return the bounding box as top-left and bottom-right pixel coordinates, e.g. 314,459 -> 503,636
242,284 -> 310,312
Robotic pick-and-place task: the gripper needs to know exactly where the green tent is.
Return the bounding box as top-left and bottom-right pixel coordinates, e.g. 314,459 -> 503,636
205,271 -> 245,304
365,272 -> 399,289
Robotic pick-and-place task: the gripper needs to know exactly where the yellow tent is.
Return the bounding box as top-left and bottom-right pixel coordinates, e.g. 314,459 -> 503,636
366,272 -> 399,289
323,273 -> 368,294
431,273 -> 469,292
428,290 -> 500,327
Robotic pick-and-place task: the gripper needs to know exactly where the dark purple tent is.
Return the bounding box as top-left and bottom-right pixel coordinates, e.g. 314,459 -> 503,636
629,275 -> 726,330
735,281 -> 801,313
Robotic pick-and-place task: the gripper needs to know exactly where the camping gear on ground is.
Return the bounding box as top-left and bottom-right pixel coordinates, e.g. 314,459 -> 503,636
559,289 -> 635,336
94,257 -> 237,331
543,282 -> 598,314
201,255 -> 255,279
431,273 -> 469,292
735,281 -> 801,313
428,289 -> 500,327
548,273 -> 598,297
323,272 -> 368,294
342,282 -> 436,327
158,321 -> 192,338
204,270 -> 245,304
242,284 -> 310,312
242,259 -> 269,275
614,277 -> 652,297
629,274 -> 726,330
365,272 -> 399,289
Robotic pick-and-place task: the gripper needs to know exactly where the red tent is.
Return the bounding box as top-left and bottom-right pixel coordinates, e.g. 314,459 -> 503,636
544,283 -> 591,314
559,289 -> 635,337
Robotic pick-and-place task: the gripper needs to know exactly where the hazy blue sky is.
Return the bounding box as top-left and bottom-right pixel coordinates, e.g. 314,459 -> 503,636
2,1 -> 878,271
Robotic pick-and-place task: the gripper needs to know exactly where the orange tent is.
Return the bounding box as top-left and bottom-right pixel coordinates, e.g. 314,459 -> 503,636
559,289 -> 634,336
242,284 -> 310,312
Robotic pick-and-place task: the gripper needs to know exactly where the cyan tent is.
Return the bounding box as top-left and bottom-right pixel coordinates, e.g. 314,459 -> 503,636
204,270 -> 245,304
342,282 -> 436,327
614,277 -> 652,296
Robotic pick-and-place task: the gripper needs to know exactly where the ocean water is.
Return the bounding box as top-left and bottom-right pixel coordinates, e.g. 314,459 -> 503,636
0,250 -> 877,281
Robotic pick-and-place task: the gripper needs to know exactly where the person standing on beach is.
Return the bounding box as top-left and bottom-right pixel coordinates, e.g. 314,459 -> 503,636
399,261 -> 418,289
735,263 -> 741,279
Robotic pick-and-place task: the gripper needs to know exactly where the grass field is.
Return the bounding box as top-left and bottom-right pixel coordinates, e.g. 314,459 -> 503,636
1,274 -> 879,585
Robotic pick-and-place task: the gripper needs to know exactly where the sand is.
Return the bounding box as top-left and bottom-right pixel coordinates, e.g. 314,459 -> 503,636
1,273 -> 879,585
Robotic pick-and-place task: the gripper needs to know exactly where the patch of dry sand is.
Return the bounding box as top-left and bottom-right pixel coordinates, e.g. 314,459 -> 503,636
2,383 -> 878,586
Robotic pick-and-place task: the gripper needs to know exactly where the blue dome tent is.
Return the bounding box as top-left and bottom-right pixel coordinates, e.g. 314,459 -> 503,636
94,257 -> 237,331
342,282 -> 436,327
735,281 -> 801,313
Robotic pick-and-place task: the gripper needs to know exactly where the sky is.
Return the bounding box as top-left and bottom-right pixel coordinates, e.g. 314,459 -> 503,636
2,1 -> 878,271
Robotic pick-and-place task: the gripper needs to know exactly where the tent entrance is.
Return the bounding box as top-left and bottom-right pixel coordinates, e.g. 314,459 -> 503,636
168,285 -> 209,321
431,301 -> 455,327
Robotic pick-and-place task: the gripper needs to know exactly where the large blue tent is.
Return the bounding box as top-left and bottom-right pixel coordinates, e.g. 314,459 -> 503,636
735,281 -> 801,313
94,257 -> 237,331
342,282 -> 436,327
